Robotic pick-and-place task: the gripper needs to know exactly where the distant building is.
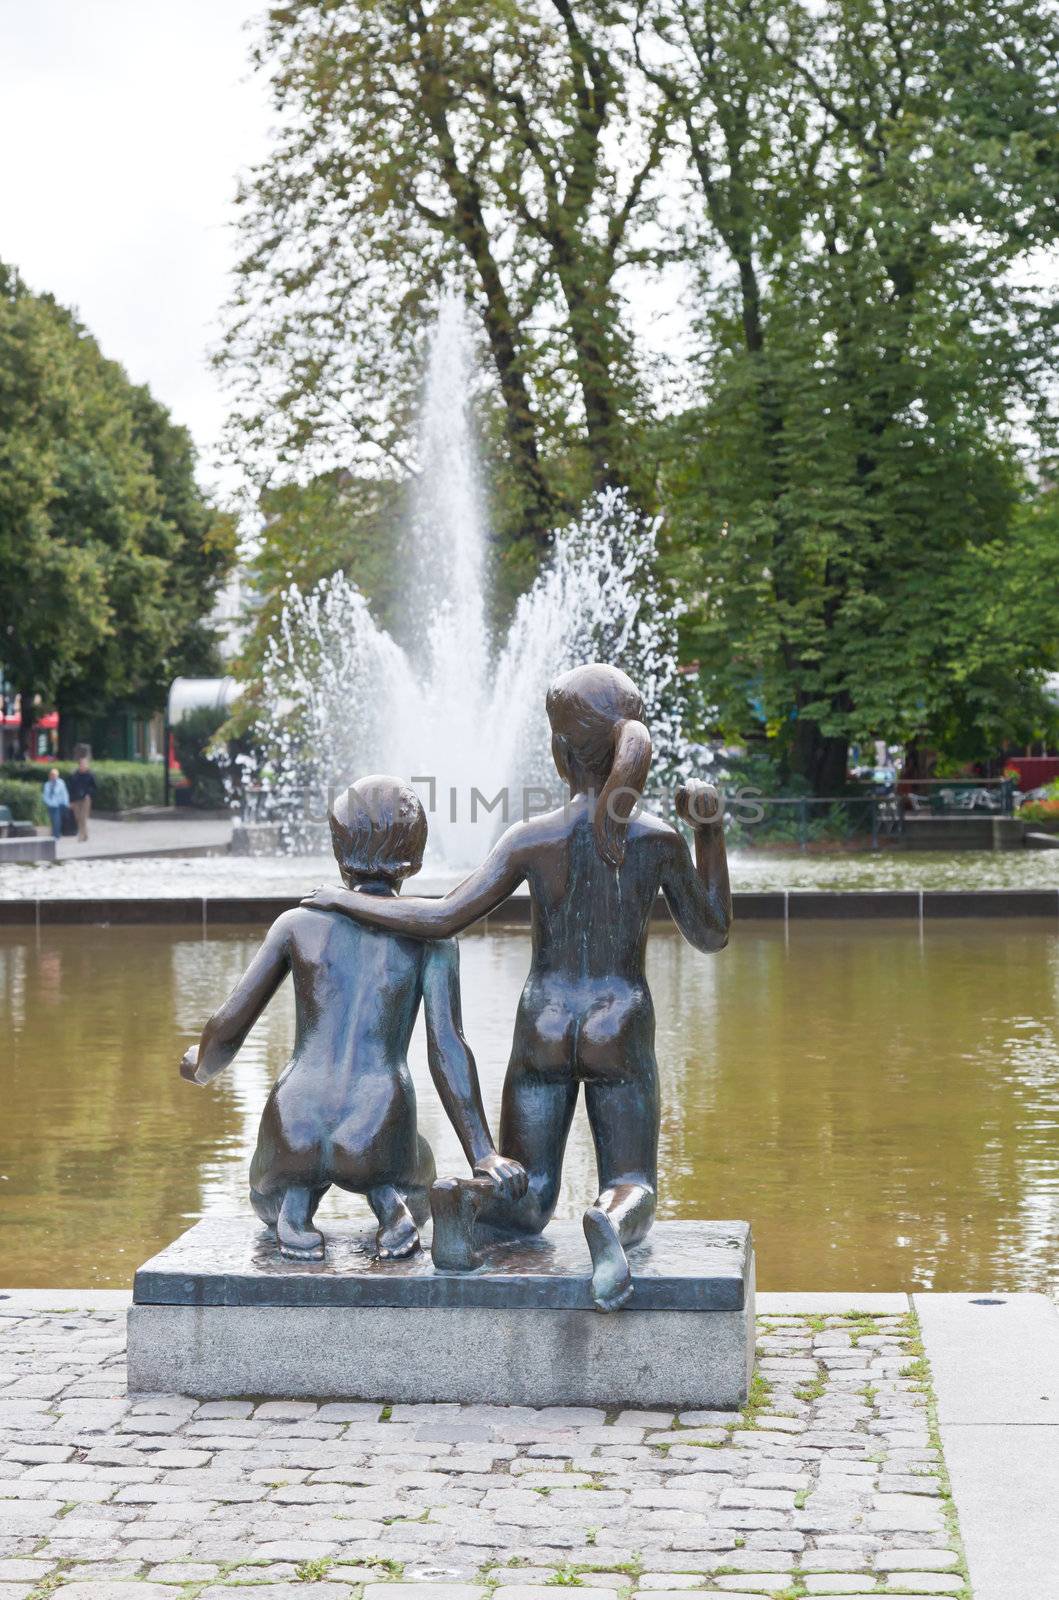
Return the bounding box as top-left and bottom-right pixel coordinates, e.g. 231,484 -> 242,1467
0,681 -> 59,763
210,569 -> 251,663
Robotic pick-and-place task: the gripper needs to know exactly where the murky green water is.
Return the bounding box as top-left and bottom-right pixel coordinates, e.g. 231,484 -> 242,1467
1,921 -> 1057,1293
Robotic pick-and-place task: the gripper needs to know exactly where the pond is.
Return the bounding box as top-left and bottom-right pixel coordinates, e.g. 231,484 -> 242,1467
2,920 -> 1057,1294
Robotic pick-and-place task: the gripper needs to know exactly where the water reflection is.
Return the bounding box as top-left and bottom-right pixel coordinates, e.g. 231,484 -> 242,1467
0,922 -> 1056,1292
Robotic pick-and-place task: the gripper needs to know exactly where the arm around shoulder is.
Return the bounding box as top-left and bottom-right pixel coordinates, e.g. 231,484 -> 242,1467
302,823 -> 528,938
421,939 -> 527,1198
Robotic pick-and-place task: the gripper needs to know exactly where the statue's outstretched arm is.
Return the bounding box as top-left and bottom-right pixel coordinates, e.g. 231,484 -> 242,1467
180,916 -> 292,1085
659,781 -> 732,954
302,828 -> 526,938
421,941 -> 527,1200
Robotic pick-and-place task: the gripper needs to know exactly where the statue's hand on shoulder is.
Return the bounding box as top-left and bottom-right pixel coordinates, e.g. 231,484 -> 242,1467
676,779 -> 723,829
179,1045 -> 201,1083
301,885 -> 344,912
473,1150 -> 529,1202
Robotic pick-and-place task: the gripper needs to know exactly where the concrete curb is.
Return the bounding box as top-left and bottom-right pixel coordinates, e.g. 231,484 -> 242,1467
915,1292 -> 1059,1600
0,888 -> 1057,926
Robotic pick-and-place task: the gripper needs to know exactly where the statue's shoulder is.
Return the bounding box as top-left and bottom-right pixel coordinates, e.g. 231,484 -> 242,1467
271,904 -> 344,949
628,807 -> 679,844
268,906 -> 305,940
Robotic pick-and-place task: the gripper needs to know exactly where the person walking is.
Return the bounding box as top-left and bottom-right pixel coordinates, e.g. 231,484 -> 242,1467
67,751 -> 97,842
42,768 -> 69,841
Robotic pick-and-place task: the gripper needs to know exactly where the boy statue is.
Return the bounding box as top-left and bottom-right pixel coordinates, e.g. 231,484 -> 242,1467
180,775 -> 526,1261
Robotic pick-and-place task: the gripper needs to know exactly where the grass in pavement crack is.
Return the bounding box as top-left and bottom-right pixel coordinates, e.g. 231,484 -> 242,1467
898,1309 -> 973,1600
295,1557 -> 334,1582
731,1369 -> 774,1430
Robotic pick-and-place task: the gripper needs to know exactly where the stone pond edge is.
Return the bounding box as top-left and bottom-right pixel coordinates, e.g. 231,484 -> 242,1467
1,889 -> 1058,926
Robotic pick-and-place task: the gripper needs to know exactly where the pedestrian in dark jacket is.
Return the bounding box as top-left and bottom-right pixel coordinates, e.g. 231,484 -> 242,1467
67,754 -> 97,841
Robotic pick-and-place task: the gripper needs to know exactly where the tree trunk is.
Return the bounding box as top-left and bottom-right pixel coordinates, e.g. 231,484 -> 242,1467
414,18 -> 555,548
18,686 -> 35,759
17,688 -> 36,761
559,274 -> 625,493
790,717 -> 850,796
449,191 -> 555,545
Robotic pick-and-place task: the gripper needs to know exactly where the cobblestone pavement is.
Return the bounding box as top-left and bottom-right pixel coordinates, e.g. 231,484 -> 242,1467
0,1304 -> 968,1600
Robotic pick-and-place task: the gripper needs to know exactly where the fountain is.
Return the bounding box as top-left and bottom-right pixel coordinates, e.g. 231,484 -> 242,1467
250,295 -> 704,864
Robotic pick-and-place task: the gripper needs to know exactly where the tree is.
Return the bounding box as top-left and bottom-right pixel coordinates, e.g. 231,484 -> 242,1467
238,468 -> 406,681
0,266 -> 235,744
640,0 -> 1059,788
219,0 -> 668,548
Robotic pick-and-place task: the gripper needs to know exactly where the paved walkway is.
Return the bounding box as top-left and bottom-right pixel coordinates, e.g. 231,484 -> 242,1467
0,1295 -> 966,1600
54,816 -> 232,862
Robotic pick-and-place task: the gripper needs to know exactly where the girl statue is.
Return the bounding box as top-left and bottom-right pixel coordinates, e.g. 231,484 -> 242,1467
304,664 -> 731,1309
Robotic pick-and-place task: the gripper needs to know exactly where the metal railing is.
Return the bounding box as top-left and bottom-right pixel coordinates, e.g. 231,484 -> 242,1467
897,778 -> 1015,817
723,779 -> 1016,851
724,793 -> 904,851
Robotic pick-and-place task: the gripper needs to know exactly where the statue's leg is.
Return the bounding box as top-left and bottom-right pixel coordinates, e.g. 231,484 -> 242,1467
582,1071 -> 659,1312
429,1175 -> 498,1269
430,1071 -> 578,1270
368,1183 -> 421,1259
399,1134 -> 436,1231
276,1184 -> 326,1261
249,1186 -> 281,1227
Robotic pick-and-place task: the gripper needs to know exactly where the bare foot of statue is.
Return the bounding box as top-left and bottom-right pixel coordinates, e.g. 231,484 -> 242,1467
430,1175 -> 495,1270
583,1205 -> 634,1312
368,1184 -> 421,1259
276,1186 -> 325,1261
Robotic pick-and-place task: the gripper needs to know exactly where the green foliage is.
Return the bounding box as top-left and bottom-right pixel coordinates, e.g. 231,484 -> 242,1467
220,0 -> 664,542
171,707 -> 233,809
1020,780 -> 1059,824
236,470 -> 405,682
0,265 -> 236,730
0,760 -> 164,812
222,0 -> 1058,780
0,778 -> 46,824
652,0 -> 1059,788
734,1368 -> 775,1430
294,1557 -> 334,1582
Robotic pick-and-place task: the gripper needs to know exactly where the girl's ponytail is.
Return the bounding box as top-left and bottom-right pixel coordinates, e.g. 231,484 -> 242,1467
595,717 -> 652,867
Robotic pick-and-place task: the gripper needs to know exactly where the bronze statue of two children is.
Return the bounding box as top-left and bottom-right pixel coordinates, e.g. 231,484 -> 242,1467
182,663 -> 731,1312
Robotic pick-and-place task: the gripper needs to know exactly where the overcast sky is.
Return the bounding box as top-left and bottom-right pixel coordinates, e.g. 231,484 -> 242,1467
0,0 -> 270,492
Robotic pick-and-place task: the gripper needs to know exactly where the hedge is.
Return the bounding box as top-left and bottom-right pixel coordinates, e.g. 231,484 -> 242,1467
0,779 -> 47,825
1021,798 -> 1059,823
0,760 -> 166,812
171,706 -> 230,808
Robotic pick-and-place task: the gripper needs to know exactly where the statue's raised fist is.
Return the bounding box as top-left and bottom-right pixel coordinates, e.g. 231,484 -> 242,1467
675,780 -> 722,828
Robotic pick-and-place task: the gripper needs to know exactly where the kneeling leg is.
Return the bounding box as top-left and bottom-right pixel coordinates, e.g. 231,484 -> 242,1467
431,1072 -> 577,1271
277,1184 -> 326,1261
583,1075 -> 658,1312
399,1133 -> 436,1231
370,1132 -> 435,1257
368,1183 -> 421,1259
250,1186 -> 281,1227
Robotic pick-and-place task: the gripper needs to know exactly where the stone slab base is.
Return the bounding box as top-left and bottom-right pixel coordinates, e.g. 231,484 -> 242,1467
127,1275 -> 754,1406
127,1216 -> 754,1406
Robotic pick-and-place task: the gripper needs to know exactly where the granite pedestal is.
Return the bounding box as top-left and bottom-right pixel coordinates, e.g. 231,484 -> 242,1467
128,1216 -> 755,1406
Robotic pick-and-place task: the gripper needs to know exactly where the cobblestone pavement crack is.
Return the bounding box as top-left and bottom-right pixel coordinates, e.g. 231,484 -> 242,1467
0,1304 -> 969,1600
